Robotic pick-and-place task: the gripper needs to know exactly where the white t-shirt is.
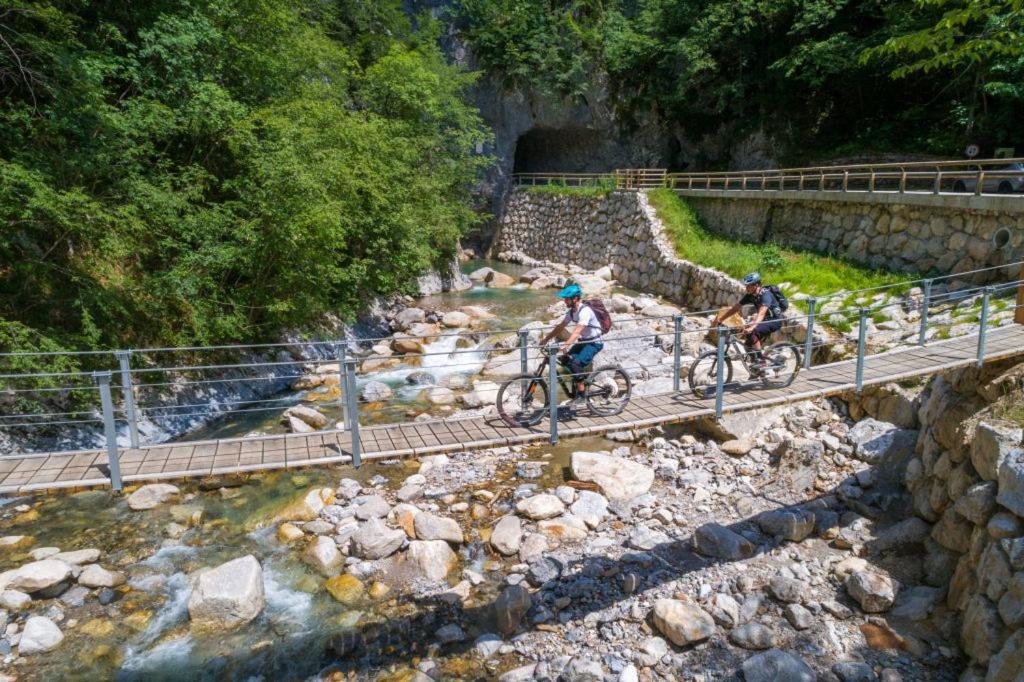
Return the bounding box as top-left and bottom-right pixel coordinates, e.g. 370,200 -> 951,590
563,304 -> 603,341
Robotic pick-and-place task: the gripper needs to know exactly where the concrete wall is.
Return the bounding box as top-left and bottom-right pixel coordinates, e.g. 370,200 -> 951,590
679,189 -> 1024,279
492,189 -> 745,311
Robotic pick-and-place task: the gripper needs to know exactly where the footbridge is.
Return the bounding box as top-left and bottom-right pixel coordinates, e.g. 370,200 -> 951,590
2,265 -> 1024,495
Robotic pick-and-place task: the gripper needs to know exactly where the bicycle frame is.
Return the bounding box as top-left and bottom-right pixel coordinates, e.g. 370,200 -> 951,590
528,354 -> 580,399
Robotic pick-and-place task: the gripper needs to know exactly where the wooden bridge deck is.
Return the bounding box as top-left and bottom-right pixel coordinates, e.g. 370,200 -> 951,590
3,325 -> 1023,494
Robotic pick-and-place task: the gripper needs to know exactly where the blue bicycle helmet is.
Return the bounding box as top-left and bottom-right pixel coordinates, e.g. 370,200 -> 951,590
742,272 -> 761,286
557,283 -> 583,299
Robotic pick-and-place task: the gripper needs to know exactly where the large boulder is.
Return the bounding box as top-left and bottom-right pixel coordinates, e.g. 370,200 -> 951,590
272,488 -> 336,523
78,564 -> 126,588
360,381 -> 393,403
8,559 -> 72,593
425,387 -> 456,406
282,405 -> 329,429
495,584 -> 531,635
570,451 -> 653,501
846,418 -> 917,465
407,540 -> 457,582
392,338 -> 425,355
651,598 -> 715,647
741,650 -> 815,682
127,483 -> 180,511
988,629 -> 1024,682
490,516 -> 523,556
756,509 -> 815,542
414,513 -> 464,544
515,494 -> 565,520
18,616 -> 64,655
441,311 -> 471,328
693,523 -> 754,561
350,519 -> 405,560
303,536 -> 344,576
394,307 -> 425,330
845,570 -> 898,613
997,449 -> 1024,517
485,271 -> 516,288
971,422 -> 1023,482
187,555 -> 265,630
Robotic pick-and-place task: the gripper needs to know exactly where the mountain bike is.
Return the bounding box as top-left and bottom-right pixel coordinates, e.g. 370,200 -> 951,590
688,327 -> 801,398
496,354 -> 632,427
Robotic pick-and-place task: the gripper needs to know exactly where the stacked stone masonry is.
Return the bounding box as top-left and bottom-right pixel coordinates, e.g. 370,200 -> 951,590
684,194 -> 1024,279
493,189 -> 745,311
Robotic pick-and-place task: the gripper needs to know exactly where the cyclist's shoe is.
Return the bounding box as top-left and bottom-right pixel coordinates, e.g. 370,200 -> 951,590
749,361 -> 767,377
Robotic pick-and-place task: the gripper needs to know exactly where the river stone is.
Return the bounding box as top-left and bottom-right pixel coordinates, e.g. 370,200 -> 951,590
768,575 -> 805,604
538,514 -> 588,542
283,405 -> 328,429
997,571 -> 1024,627
414,513 -> 463,544
757,508 -> 815,542
273,487 -> 336,523
490,517 -> 522,556
18,616 -> 63,655
988,629 -> 1024,682
127,483 -> 180,510
997,449 -> 1024,517
392,337 -> 425,355
303,536 -> 343,576
360,381 -> 393,403
693,523 -> 754,561
425,387 -> 456,405
324,574 -> 364,605
405,371 -> 434,386
963,594 -> 1007,665
741,649 -> 814,682
495,584 -> 531,635
784,603 -> 813,630
847,418 -> 917,464
652,598 -> 715,646
8,560 -> 72,593
354,495 -> 390,520
720,438 -> 754,456
570,451 -> 653,501
846,570 -> 898,612
972,422 -> 1023,482
729,622 -> 774,650
187,555 -> 265,630
518,532 -> 549,562
394,307 -> 425,330
286,415 -> 313,433
350,519 -> 405,560
989,512 -> 1024,540
391,504 -> 420,538
0,590 -> 30,610
50,548 -> 101,565
570,491 -> 609,529
628,526 -> 670,551
418,454 -> 449,475
931,507 -> 973,554
78,564 -> 126,588
956,480 -> 997,524
515,494 -> 565,520
708,593 -> 740,627
485,271 -> 516,288
441,311 -> 471,328
0,536 -> 33,551
832,662 -> 876,682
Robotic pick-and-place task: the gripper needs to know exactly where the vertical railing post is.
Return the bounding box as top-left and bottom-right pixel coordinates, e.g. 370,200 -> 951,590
798,172 -> 805,191
741,176 -> 747,190
547,344 -> 559,445
334,341 -> 348,430
344,359 -> 361,467
869,170 -> 876,193
918,279 -> 932,346
115,350 -> 139,449
977,287 -> 992,368
779,173 -> 784,191
842,171 -> 849,192
803,298 -> 816,370
714,328 -> 726,420
976,170 -> 986,196
933,168 -> 942,195
672,315 -> 683,392
93,371 -> 123,492
899,168 -> 907,193
1015,263 -> 1024,325
819,172 -> 825,191
855,308 -> 868,394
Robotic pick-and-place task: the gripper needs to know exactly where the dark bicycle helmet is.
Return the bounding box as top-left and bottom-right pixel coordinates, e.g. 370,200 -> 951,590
742,272 -> 761,286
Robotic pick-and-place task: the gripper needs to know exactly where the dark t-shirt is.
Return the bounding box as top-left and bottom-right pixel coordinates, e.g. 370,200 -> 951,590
740,288 -> 781,320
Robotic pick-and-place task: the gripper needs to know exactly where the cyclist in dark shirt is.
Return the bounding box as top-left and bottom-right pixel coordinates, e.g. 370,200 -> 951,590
711,272 -> 783,374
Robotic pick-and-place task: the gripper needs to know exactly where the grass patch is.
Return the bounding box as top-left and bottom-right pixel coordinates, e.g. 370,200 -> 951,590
523,180 -> 614,198
647,189 -> 912,299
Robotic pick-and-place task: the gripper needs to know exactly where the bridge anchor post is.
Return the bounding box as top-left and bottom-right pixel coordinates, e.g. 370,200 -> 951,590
803,298 -> 816,370
672,316 -> 683,392
855,308 -> 868,394
344,359 -> 361,467
93,371 -> 123,492
977,287 -> 992,368
714,328 -> 726,420
547,344 -> 559,445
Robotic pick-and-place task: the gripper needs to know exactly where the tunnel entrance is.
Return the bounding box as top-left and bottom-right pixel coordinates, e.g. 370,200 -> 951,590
512,127 -> 610,174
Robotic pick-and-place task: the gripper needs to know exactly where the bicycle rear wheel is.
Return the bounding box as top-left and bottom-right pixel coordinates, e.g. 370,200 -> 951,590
761,343 -> 800,388
496,374 -> 550,427
586,366 -> 632,416
688,351 -> 734,398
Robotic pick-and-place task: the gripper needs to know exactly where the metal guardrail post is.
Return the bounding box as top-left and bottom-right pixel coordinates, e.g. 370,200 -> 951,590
779,174 -> 784,191
899,168 -> 906,193
518,330 -> 529,374
344,359 -> 361,467
741,176 -> 747,190
1016,263 -> 1024,325
819,173 -> 825,191
798,172 -> 805,191
334,341 -> 348,429
803,298 -> 816,370
869,170 -> 876,192
918,279 -> 932,346
855,308 -> 868,394
976,171 -> 985,196
933,168 -> 942,195
672,315 -> 683,392
547,344 -> 559,445
842,171 -> 849,192
714,328 -> 726,420
93,371 -> 123,491
115,350 -> 139,448
978,287 -> 991,368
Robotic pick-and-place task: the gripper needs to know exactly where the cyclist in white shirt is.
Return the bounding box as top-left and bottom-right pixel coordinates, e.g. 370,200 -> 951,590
538,283 -> 604,402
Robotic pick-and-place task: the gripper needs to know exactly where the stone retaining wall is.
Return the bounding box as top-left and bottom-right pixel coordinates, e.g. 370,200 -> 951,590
492,189 -> 744,311
683,192 -> 1024,279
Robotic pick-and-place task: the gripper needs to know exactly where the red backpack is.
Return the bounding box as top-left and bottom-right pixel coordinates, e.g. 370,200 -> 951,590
584,299 -> 613,334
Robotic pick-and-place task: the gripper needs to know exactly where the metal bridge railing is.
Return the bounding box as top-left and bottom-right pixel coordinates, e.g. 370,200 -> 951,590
512,158 -> 1024,197
2,261 -> 1024,490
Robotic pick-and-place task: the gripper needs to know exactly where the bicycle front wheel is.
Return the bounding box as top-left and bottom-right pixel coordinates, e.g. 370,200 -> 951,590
586,366 -> 632,416
761,343 -> 800,388
496,374 -> 550,427
688,351 -> 733,399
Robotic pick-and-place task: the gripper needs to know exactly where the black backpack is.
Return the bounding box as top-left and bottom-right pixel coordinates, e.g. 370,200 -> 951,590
765,285 -> 789,315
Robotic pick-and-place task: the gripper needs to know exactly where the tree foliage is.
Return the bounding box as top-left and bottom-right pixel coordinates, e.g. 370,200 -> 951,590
0,0 -> 488,354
